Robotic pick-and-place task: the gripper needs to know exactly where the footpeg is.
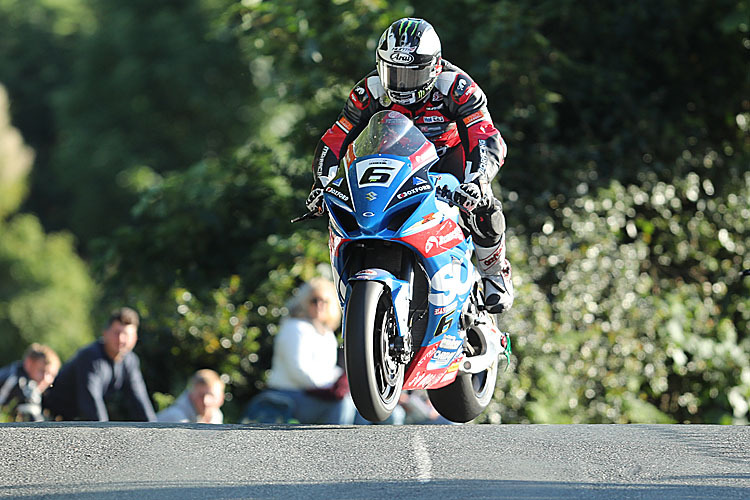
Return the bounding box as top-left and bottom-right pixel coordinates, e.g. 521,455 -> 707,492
458,320 -> 510,375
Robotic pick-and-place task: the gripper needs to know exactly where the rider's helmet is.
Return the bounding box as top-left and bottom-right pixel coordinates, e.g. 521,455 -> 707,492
376,18 -> 442,106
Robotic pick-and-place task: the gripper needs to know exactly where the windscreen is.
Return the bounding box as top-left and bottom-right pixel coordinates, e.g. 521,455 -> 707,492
352,111 -> 429,158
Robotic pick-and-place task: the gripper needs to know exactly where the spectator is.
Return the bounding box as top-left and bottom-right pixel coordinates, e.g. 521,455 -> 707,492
0,343 -> 60,422
43,307 -> 156,422
157,369 -> 225,424
244,277 -> 354,424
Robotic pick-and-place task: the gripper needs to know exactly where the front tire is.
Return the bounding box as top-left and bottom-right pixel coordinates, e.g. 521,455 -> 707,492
344,281 -> 404,422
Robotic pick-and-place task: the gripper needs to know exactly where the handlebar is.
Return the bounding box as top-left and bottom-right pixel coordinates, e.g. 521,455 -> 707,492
291,211 -> 322,224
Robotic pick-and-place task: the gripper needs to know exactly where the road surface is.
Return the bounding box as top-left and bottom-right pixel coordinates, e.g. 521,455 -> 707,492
0,422 -> 748,499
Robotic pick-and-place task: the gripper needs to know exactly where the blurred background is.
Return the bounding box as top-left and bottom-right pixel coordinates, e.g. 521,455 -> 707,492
0,0 -> 748,424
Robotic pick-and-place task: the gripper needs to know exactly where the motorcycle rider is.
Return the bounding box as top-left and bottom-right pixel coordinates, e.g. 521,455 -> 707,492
306,17 -> 513,314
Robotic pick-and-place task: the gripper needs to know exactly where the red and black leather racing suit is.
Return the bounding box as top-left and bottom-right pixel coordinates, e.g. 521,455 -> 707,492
310,59 -> 507,247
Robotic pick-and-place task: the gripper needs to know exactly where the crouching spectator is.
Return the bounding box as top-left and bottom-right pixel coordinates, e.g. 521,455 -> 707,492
43,307 -> 156,422
157,369 -> 225,424
0,343 -> 60,422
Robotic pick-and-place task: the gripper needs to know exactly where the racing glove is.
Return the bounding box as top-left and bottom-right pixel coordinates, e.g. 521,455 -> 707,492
453,177 -> 490,213
305,184 -> 326,216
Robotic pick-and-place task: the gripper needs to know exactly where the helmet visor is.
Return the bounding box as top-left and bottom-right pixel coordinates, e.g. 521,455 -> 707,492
378,60 -> 434,92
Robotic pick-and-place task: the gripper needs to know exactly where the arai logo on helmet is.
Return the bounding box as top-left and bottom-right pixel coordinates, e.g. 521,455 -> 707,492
391,52 -> 414,64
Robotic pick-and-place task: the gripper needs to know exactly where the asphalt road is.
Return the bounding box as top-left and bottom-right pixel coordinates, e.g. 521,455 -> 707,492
0,423 -> 748,499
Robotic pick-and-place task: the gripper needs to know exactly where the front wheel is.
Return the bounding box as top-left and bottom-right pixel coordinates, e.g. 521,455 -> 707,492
427,327 -> 499,423
344,280 -> 404,422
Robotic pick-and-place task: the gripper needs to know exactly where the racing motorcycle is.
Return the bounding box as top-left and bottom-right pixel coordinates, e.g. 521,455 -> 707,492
296,110 -> 510,423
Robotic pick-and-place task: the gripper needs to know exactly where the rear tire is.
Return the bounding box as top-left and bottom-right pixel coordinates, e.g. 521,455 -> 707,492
344,281 -> 404,422
427,327 -> 498,423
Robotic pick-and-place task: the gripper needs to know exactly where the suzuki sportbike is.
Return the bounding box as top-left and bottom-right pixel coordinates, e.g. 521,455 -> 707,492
298,110 -> 510,423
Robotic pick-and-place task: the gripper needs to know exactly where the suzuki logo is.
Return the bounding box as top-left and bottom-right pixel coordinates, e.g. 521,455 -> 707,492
365,192 -> 377,201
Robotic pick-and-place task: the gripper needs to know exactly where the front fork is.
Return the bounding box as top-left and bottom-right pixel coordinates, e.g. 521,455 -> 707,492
346,265 -> 414,365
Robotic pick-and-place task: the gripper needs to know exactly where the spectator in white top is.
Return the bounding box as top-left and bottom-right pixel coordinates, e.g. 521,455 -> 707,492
244,277 -> 354,424
157,369 -> 225,424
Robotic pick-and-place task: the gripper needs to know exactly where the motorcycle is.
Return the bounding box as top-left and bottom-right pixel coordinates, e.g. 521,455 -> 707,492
296,110 -> 510,423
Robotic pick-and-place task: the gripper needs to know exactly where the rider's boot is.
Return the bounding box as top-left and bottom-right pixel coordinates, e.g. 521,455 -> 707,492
474,233 -> 514,314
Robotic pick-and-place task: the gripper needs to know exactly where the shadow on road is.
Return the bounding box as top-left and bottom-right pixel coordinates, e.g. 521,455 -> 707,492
2,478 -> 749,500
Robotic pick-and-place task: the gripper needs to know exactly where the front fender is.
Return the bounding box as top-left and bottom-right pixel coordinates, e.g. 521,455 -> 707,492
347,269 -> 411,341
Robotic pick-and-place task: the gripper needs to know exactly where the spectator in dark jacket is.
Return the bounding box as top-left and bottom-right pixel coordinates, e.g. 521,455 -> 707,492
0,343 -> 60,422
43,307 -> 156,422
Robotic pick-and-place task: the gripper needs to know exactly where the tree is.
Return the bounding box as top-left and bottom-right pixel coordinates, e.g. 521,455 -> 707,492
0,84 -> 96,365
47,0 -> 258,245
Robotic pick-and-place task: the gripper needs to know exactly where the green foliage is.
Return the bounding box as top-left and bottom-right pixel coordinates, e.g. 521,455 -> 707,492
488,169 -> 749,424
0,0 -> 92,231
0,86 -> 33,219
0,214 -> 97,364
45,0 -> 257,244
0,84 -> 96,365
152,392 -> 176,413
230,0 -> 412,159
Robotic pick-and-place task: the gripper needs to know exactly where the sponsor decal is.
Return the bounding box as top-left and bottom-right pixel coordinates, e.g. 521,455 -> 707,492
325,185 -> 349,202
453,77 -> 477,104
439,336 -> 463,350
429,258 -> 475,306
416,344 -> 439,368
391,52 -> 415,64
350,86 -> 370,110
478,139 -> 488,172
423,115 -> 444,123
413,176 -> 428,185
433,306 -> 446,315
410,372 -> 439,388
433,350 -> 455,362
316,146 -> 330,177
396,183 -> 431,200
481,243 -> 505,268
393,45 -> 417,53
332,177 -> 344,187
365,191 -> 377,201
336,116 -> 354,133
456,78 -> 467,93
397,218 -> 464,257
422,212 -> 436,224
463,111 -> 485,127
354,269 -> 378,277
426,104 -> 444,111
424,225 -> 464,254
432,91 -> 443,101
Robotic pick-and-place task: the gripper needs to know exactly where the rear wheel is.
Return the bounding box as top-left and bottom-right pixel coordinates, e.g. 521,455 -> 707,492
344,280 -> 404,422
427,327 -> 498,423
